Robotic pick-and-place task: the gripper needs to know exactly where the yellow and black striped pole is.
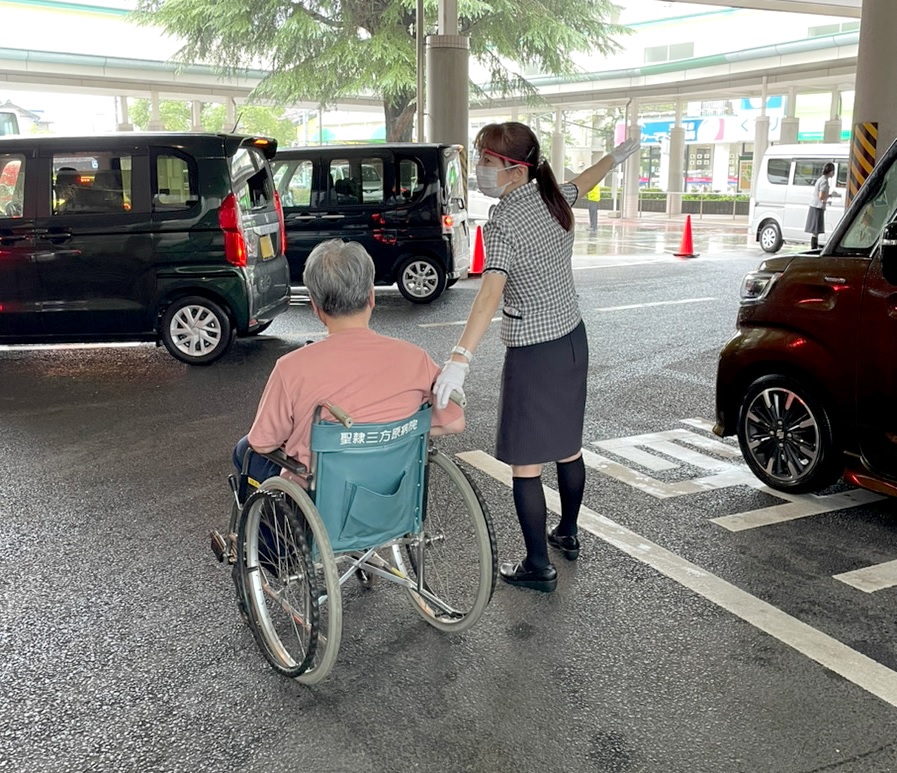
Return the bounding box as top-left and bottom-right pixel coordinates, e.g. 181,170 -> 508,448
848,122 -> 878,205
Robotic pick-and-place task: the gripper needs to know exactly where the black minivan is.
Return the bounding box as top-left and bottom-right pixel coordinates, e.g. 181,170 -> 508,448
0,132 -> 290,365
271,143 -> 470,303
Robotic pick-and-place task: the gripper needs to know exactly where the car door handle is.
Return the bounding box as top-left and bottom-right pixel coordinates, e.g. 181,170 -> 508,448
320,214 -> 345,220
38,231 -> 72,243
824,276 -> 846,284
0,233 -> 28,243
287,214 -> 316,222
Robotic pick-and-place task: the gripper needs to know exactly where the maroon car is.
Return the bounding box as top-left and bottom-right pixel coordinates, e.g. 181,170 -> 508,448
715,137 -> 897,496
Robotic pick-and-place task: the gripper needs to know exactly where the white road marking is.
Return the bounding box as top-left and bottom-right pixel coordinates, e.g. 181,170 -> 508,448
586,421 -> 886,525
593,297 -> 717,312
0,342 -> 146,352
457,449 -> 897,709
711,489 -> 885,532
834,560 -> 897,593
418,317 -> 500,328
680,418 -> 719,433
418,298 -> 715,329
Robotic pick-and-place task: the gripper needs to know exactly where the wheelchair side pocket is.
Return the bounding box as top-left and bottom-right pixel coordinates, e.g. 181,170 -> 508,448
338,471 -> 415,544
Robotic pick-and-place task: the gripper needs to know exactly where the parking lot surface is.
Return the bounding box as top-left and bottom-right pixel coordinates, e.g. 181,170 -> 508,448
3,221 -> 897,773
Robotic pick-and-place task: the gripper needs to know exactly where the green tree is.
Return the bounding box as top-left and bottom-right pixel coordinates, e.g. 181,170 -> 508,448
133,0 -> 627,142
129,99 -> 191,131
128,100 -> 297,145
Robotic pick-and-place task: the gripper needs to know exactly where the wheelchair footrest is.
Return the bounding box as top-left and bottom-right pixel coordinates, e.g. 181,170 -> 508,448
209,530 -> 229,563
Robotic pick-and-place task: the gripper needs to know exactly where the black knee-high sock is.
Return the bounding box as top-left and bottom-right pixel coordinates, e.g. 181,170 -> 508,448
512,476 -> 549,570
556,456 -> 585,537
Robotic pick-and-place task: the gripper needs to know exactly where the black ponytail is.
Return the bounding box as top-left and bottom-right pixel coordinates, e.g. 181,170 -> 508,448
533,158 -> 574,232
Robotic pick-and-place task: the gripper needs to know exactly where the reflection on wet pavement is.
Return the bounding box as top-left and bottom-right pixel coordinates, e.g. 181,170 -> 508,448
570,219 -> 751,262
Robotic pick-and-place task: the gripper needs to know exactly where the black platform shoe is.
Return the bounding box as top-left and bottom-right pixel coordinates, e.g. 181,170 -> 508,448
547,528 -> 580,561
499,561 -> 558,593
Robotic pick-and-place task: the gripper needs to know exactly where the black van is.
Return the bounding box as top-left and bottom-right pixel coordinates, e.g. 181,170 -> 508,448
0,132 -> 290,365
271,143 -> 470,303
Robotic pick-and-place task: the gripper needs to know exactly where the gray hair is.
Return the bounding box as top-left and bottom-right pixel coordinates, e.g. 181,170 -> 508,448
303,239 -> 375,316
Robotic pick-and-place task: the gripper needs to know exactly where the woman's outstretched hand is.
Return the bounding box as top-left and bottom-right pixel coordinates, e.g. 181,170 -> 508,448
611,138 -> 641,167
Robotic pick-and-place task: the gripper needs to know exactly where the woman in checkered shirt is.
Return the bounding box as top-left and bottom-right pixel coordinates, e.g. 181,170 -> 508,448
434,121 -> 639,593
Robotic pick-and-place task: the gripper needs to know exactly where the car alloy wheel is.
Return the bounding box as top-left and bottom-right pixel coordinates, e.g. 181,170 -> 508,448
737,375 -> 841,493
397,256 -> 446,304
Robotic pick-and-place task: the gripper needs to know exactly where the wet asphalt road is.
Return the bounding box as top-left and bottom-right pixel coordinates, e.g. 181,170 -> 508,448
3,220 -> 897,773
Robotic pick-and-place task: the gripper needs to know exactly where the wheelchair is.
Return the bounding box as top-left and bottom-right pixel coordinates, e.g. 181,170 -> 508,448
211,402 -> 497,684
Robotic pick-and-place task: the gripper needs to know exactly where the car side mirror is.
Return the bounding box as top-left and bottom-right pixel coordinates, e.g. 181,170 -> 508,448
880,221 -> 897,285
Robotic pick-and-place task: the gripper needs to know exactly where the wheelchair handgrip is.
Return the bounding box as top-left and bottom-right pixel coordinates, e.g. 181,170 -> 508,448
449,389 -> 467,408
258,448 -> 308,476
324,402 -> 353,428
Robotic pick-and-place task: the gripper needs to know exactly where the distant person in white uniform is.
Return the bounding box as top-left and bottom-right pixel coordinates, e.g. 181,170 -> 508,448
805,162 -> 840,250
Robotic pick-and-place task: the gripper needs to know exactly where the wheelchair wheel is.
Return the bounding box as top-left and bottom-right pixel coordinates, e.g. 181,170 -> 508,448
391,450 -> 497,632
237,491 -> 319,679
260,477 -> 342,685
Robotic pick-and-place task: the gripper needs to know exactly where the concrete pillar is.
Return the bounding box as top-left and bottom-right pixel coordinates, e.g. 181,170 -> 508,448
116,96 -> 133,132
551,110 -> 565,181
752,116 -> 771,199
780,117 -> 800,145
148,92 -> 165,131
780,87 -> 799,144
190,100 -> 203,132
853,0 -> 897,163
622,101 -> 640,219
591,112 -> 603,165
712,144 -> 730,191
823,89 -> 842,143
425,35 -> 469,148
666,101 -> 685,215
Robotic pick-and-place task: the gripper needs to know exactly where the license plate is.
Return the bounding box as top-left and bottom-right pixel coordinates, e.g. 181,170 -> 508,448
259,234 -> 274,259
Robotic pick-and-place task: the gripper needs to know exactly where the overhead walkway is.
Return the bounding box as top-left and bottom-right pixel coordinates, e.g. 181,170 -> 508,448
0,31 -> 859,113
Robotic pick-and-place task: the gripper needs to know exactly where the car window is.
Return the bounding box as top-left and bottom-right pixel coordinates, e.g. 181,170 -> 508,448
326,158 -> 384,205
840,166 -> 897,251
231,147 -> 273,211
793,159 -> 829,187
52,153 -> 133,215
153,152 -> 198,211
442,147 -> 465,213
836,162 -> 848,189
397,158 -> 424,202
766,158 -> 790,185
274,159 -> 313,207
0,154 -> 25,218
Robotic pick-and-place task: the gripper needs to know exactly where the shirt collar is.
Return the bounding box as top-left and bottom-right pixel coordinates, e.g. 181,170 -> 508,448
495,179 -> 536,211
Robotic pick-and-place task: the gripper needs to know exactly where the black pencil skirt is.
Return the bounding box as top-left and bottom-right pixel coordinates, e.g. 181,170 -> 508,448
805,206 -> 825,235
495,320 -> 588,466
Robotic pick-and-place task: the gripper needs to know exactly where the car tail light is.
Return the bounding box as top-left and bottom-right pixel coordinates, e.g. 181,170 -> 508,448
442,214 -> 454,235
274,190 -> 287,255
219,193 -> 247,267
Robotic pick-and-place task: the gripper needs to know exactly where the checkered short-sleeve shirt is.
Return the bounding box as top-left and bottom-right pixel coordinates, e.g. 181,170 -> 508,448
482,181 -> 582,347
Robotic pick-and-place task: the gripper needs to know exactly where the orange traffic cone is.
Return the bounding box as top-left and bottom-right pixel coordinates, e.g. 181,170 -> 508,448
673,215 -> 699,259
469,225 -> 485,275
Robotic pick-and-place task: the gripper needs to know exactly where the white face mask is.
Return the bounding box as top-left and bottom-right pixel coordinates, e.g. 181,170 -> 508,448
476,164 -> 521,198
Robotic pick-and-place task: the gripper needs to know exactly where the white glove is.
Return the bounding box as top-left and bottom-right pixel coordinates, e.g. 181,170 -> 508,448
610,138 -> 640,167
433,360 -> 469,409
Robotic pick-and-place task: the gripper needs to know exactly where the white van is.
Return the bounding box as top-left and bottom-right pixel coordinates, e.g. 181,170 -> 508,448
750,143 -> 848,252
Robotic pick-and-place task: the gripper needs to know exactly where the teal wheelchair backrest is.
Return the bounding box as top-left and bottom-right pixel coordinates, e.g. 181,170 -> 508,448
309,405 -> 431,554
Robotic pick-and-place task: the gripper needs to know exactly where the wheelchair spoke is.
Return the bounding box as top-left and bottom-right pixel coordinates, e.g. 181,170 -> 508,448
237,492 -> 320,679
391,451 -> 496,632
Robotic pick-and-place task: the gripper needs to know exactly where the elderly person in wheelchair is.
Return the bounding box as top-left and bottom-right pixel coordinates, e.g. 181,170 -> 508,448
218,239 -> 496,685
233,238 -> 464,484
